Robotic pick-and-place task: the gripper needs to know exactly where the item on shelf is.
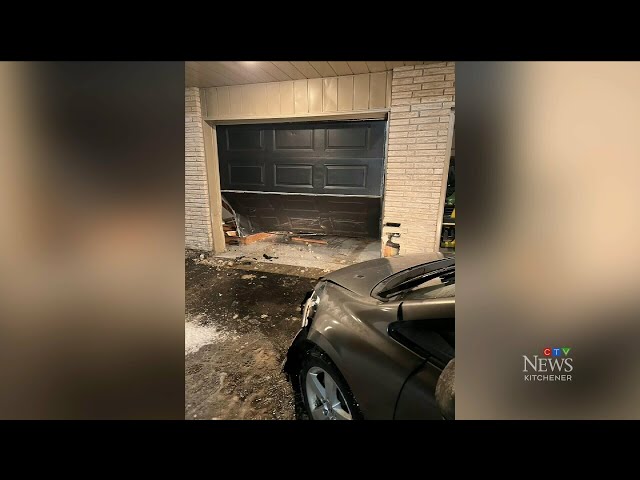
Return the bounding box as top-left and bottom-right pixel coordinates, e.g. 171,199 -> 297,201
440,225 -> 456,249
446,191 -> 455,207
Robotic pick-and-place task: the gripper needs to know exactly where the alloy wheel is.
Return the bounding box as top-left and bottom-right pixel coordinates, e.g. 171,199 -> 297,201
305,366 -> 352,420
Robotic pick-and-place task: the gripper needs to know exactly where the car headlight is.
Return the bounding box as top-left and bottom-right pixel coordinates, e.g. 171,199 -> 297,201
302,282 -> 325,327
302,291 -> 319,327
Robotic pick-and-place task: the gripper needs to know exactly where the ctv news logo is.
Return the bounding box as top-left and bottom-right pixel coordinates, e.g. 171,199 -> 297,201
523,347 -> 573,382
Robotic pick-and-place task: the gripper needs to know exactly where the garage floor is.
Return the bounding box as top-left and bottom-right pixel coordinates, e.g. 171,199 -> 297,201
185,251 -> 326,420
216,234 -> 380,271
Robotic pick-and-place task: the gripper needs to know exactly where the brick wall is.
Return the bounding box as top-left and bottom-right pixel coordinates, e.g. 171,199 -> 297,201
185,87 -> 213,251
382,62 -> 455,254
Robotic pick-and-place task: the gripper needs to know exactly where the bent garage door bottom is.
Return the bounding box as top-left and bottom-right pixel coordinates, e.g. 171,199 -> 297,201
217,120 -> 386,238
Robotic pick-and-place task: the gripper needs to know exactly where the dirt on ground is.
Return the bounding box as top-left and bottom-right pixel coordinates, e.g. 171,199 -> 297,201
185,250 -> 327,420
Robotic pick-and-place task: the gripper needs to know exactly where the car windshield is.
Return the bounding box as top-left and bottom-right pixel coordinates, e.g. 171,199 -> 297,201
372,259 -> 455,301
398,274 -> 455,300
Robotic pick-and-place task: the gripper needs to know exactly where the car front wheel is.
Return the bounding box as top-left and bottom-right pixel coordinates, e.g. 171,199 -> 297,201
298,350 -> 362,420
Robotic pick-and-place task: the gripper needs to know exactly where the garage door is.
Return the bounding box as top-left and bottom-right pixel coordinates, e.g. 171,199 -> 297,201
217,120 -> 386,238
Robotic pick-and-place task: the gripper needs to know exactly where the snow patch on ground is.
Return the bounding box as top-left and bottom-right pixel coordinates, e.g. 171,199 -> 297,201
185,315 -> 231,355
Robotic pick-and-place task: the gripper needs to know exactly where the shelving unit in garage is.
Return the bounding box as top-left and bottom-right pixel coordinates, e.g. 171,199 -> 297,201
440,127 -> 455,254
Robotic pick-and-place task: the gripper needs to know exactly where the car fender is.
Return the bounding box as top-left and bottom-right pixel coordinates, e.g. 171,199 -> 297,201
304,282 -> 422,419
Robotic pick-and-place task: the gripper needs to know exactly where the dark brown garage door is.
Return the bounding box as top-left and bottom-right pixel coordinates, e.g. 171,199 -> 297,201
217,120 -> 386,238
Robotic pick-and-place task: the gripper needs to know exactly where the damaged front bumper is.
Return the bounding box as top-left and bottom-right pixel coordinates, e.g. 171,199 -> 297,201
281,327 -> 308,377
281,289 -> 315,377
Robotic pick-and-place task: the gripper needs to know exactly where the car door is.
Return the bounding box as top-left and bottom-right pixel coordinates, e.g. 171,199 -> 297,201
389,298 -> 455,420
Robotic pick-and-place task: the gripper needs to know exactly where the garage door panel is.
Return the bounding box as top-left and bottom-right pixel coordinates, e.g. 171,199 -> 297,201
325,165 -> 367,188
218,121 -> 386,196
332,219 -> 369,236
219,120 -> 385,238
290,217 -> 323,230
326,197 -> 373,214
268,125 -> 319,158
223,192 -> 381,238
323,159 -> 382,194
325,125 -> 368,149
279,197 -> 317,212
273,128 -> 315,150
225,128 -> 265,151
228,164 -> 265,187
273,164 -> 314,188
226,157 -> 383,195
323,124 -> 385,157
248,215 -> 280,231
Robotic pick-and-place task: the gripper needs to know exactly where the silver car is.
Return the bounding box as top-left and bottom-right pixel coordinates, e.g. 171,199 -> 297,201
283,253 -> 455,420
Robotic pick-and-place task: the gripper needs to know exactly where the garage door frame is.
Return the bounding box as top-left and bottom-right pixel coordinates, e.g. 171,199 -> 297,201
202,109 -> 390,253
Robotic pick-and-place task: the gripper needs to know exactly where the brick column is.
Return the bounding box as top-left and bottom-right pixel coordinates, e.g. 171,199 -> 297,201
185,87 -> 214,251
382,62 -> 455,254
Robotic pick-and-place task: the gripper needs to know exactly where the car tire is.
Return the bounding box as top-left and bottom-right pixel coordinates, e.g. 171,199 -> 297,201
298,349 -> 363,420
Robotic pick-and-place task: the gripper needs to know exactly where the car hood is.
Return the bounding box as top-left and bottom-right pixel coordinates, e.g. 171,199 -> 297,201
322,253 -> 447,298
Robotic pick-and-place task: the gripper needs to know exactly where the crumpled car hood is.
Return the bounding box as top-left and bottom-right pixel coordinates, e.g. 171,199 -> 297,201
322,253 -> 446,298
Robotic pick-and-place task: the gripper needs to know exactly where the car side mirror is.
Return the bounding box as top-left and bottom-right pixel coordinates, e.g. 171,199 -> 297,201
435,358 -> 455,420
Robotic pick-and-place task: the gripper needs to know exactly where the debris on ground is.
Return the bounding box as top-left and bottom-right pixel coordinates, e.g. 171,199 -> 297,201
192,234 -> 380,272
241,274 -> 256,280
291,237 -> 328,245
200,253 -> 205,260
185,259 -> 321,420
232,232 -> 275,246
223,219 -> 240,245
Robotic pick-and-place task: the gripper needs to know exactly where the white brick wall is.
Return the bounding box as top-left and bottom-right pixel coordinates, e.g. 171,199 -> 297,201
185,87 -> 213,251
382,62 -> 455,254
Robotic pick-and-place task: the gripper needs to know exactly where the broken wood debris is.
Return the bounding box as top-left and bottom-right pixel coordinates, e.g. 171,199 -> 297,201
223,218 -> 240,245
222,215 -> 276,245
291,237 -> 328,245
239,232 -> 274,245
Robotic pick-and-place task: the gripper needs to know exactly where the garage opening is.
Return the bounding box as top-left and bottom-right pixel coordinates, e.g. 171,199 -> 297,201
215,120 -> 386,270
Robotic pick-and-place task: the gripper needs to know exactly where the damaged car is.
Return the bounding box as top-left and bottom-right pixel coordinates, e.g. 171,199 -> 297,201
283,253 -> 455,420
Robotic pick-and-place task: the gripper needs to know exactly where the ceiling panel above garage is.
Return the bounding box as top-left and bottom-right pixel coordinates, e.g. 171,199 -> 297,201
185,61 -> 427,87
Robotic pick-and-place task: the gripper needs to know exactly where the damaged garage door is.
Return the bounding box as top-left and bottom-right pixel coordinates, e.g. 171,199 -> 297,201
217,120 -> 386,237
